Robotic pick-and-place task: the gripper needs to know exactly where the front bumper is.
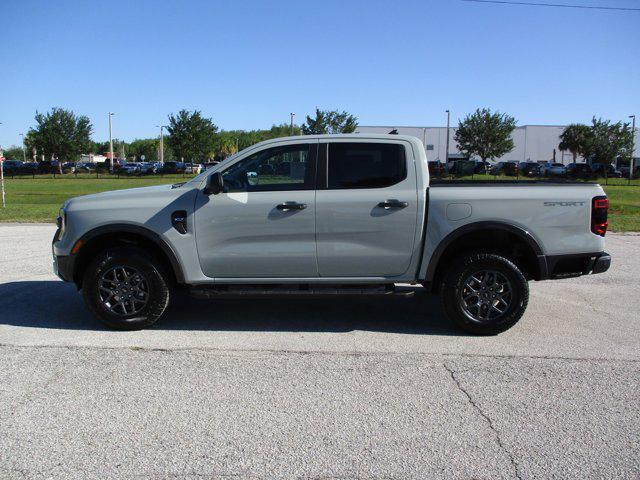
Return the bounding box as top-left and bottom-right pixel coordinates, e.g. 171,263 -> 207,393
53,254 -> 74,282
538,251 -> 611,280
52,224 -> 75,282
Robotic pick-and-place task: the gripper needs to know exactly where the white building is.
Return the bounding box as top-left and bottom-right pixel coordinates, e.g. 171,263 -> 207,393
355,125 -> 640,166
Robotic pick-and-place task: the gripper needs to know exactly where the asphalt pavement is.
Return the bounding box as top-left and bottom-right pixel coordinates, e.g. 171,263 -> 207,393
0,225 -> 638,479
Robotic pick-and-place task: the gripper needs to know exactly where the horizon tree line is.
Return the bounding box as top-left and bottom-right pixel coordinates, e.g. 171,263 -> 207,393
2,107 -> 633,167
2,107 -> 358,164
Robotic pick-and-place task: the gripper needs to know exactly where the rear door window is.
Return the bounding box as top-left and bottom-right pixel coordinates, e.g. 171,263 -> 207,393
327,143 -> 406,189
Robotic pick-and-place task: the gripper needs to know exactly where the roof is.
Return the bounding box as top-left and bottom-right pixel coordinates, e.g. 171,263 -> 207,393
357,124 -> 570,129
250,133 -> 421,148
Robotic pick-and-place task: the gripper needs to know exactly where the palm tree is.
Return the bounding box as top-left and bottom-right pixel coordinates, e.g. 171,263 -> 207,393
559,124 -> 591,163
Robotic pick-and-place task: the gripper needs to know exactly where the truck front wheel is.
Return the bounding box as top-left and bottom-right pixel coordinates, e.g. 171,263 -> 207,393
440,253 -> 529,335
82,247 -> 170,330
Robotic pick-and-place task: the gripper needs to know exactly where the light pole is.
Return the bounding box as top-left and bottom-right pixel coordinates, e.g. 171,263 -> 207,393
290,113 -> 295,136
108,112 -> 114,172
19,133 -> 26,162
0,121 -> 5,208
445,110 -> 451,167
156,125 -> 167,163
630,115 -> 636,184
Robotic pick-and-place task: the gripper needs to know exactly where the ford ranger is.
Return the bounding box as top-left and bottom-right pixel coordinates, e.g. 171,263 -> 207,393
52,134 -> 611,334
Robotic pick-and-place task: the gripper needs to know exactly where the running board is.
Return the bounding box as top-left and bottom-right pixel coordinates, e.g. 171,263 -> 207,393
189,284 -> 415,299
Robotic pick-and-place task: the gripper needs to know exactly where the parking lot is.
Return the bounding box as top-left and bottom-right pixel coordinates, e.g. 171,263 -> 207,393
0,225 -> 638,479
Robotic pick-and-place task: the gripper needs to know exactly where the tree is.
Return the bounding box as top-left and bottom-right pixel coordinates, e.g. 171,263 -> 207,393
454,108 -> 516,162
166,110 -> 218,162
2,146 -> 25,161
128,138 -> 159,162
583,117 -> 633,165
211,131 -> 239,159
210,123 -> 304,159
25,108 -> 93,162
301,108 -> 358,134
268,123 -> 302,138
559,124 -> 591,162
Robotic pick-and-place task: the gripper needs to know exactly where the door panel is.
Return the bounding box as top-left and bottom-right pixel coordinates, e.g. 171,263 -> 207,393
194,141 -> 318,278
316,141 -> 418,277
195,190 -> 317,278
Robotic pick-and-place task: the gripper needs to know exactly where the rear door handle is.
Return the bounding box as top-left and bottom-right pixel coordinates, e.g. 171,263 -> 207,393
378,200 -> 408,209
276,202 -> 307,211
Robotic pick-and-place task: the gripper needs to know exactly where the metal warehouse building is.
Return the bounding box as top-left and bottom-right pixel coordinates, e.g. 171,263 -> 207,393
355,125 -> 640,166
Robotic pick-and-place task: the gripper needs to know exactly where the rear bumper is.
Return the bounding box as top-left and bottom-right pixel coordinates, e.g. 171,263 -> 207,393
537,251 -> 611,280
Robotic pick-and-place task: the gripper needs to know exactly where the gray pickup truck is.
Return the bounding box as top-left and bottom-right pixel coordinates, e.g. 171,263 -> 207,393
52,134 -> 611,334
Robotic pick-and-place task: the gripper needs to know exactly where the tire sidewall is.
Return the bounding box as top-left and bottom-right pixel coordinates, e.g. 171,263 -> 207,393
83,248 -> 169,329
443,254 -> 529,335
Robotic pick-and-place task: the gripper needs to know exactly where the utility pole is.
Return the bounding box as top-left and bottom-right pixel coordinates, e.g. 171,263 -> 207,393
156,125 -> 166,163
108,112 -> 114,172
290,113 -> 295,136
445,110 -> 451,167
19,133 -> 26,162
630,115 -> 636,184
0,121 -> 5,208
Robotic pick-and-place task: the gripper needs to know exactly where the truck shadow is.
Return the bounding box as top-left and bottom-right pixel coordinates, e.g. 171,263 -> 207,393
0,281 -> 465,336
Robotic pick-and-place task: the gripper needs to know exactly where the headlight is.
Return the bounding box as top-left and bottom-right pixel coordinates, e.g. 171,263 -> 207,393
57,208 -> 66,237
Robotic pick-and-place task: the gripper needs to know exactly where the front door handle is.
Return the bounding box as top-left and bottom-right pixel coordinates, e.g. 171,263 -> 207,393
276,202 -> 307,211
378,200 -> 408,209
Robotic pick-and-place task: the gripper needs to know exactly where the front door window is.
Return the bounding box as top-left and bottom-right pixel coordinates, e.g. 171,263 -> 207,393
222,144 -> 313,192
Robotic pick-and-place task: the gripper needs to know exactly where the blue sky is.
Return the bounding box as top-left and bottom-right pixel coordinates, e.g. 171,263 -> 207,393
1,0 -> 638,147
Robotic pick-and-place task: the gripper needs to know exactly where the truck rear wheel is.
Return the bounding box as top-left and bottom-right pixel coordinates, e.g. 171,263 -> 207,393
440,253 -> 529,335
82,247 -> 170,330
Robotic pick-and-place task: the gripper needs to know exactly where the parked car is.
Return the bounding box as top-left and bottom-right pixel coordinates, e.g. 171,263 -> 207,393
20,162 -> 39,174
447,160 -> 475,176
518,162 -> 542,177
119,163 -> 141,175
1,160 -> 24,175
591,163 -> 622,178
202,161 -> 220,170
566,163 -> 594,179
37,160 -> 70,174
138,162 -> 158,175
159,161 -> 186,174
490,161 -> 518,176
73,162 -> 96,173
428,161 -> 445,177
540,162 -> 567,177
184,163 -> 202,175
53,134 -> 611,336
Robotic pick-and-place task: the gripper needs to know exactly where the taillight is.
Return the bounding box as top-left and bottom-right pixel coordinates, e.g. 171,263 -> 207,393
591,195 -> 608,237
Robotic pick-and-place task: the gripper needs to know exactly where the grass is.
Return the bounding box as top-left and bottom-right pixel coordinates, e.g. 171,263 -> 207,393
0,175 -> 192,223
603,185 -> 640,232
0,174 -> 638,231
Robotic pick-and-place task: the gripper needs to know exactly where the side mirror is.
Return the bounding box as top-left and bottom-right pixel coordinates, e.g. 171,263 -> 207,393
204,172 -> 224,195
247,171 -> 258,186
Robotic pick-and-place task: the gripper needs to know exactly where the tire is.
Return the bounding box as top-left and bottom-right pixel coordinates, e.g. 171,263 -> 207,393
82,247 -> 170,330
440,253 -> 529,335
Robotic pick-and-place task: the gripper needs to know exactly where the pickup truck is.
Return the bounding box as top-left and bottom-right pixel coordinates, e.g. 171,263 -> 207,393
52,134 -> 611,335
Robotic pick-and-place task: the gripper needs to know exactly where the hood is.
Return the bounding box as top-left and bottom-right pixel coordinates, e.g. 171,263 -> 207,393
76,183 -> 176,201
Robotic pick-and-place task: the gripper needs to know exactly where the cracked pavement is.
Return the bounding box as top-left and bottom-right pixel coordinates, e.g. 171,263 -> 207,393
0,225 -> 639,479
